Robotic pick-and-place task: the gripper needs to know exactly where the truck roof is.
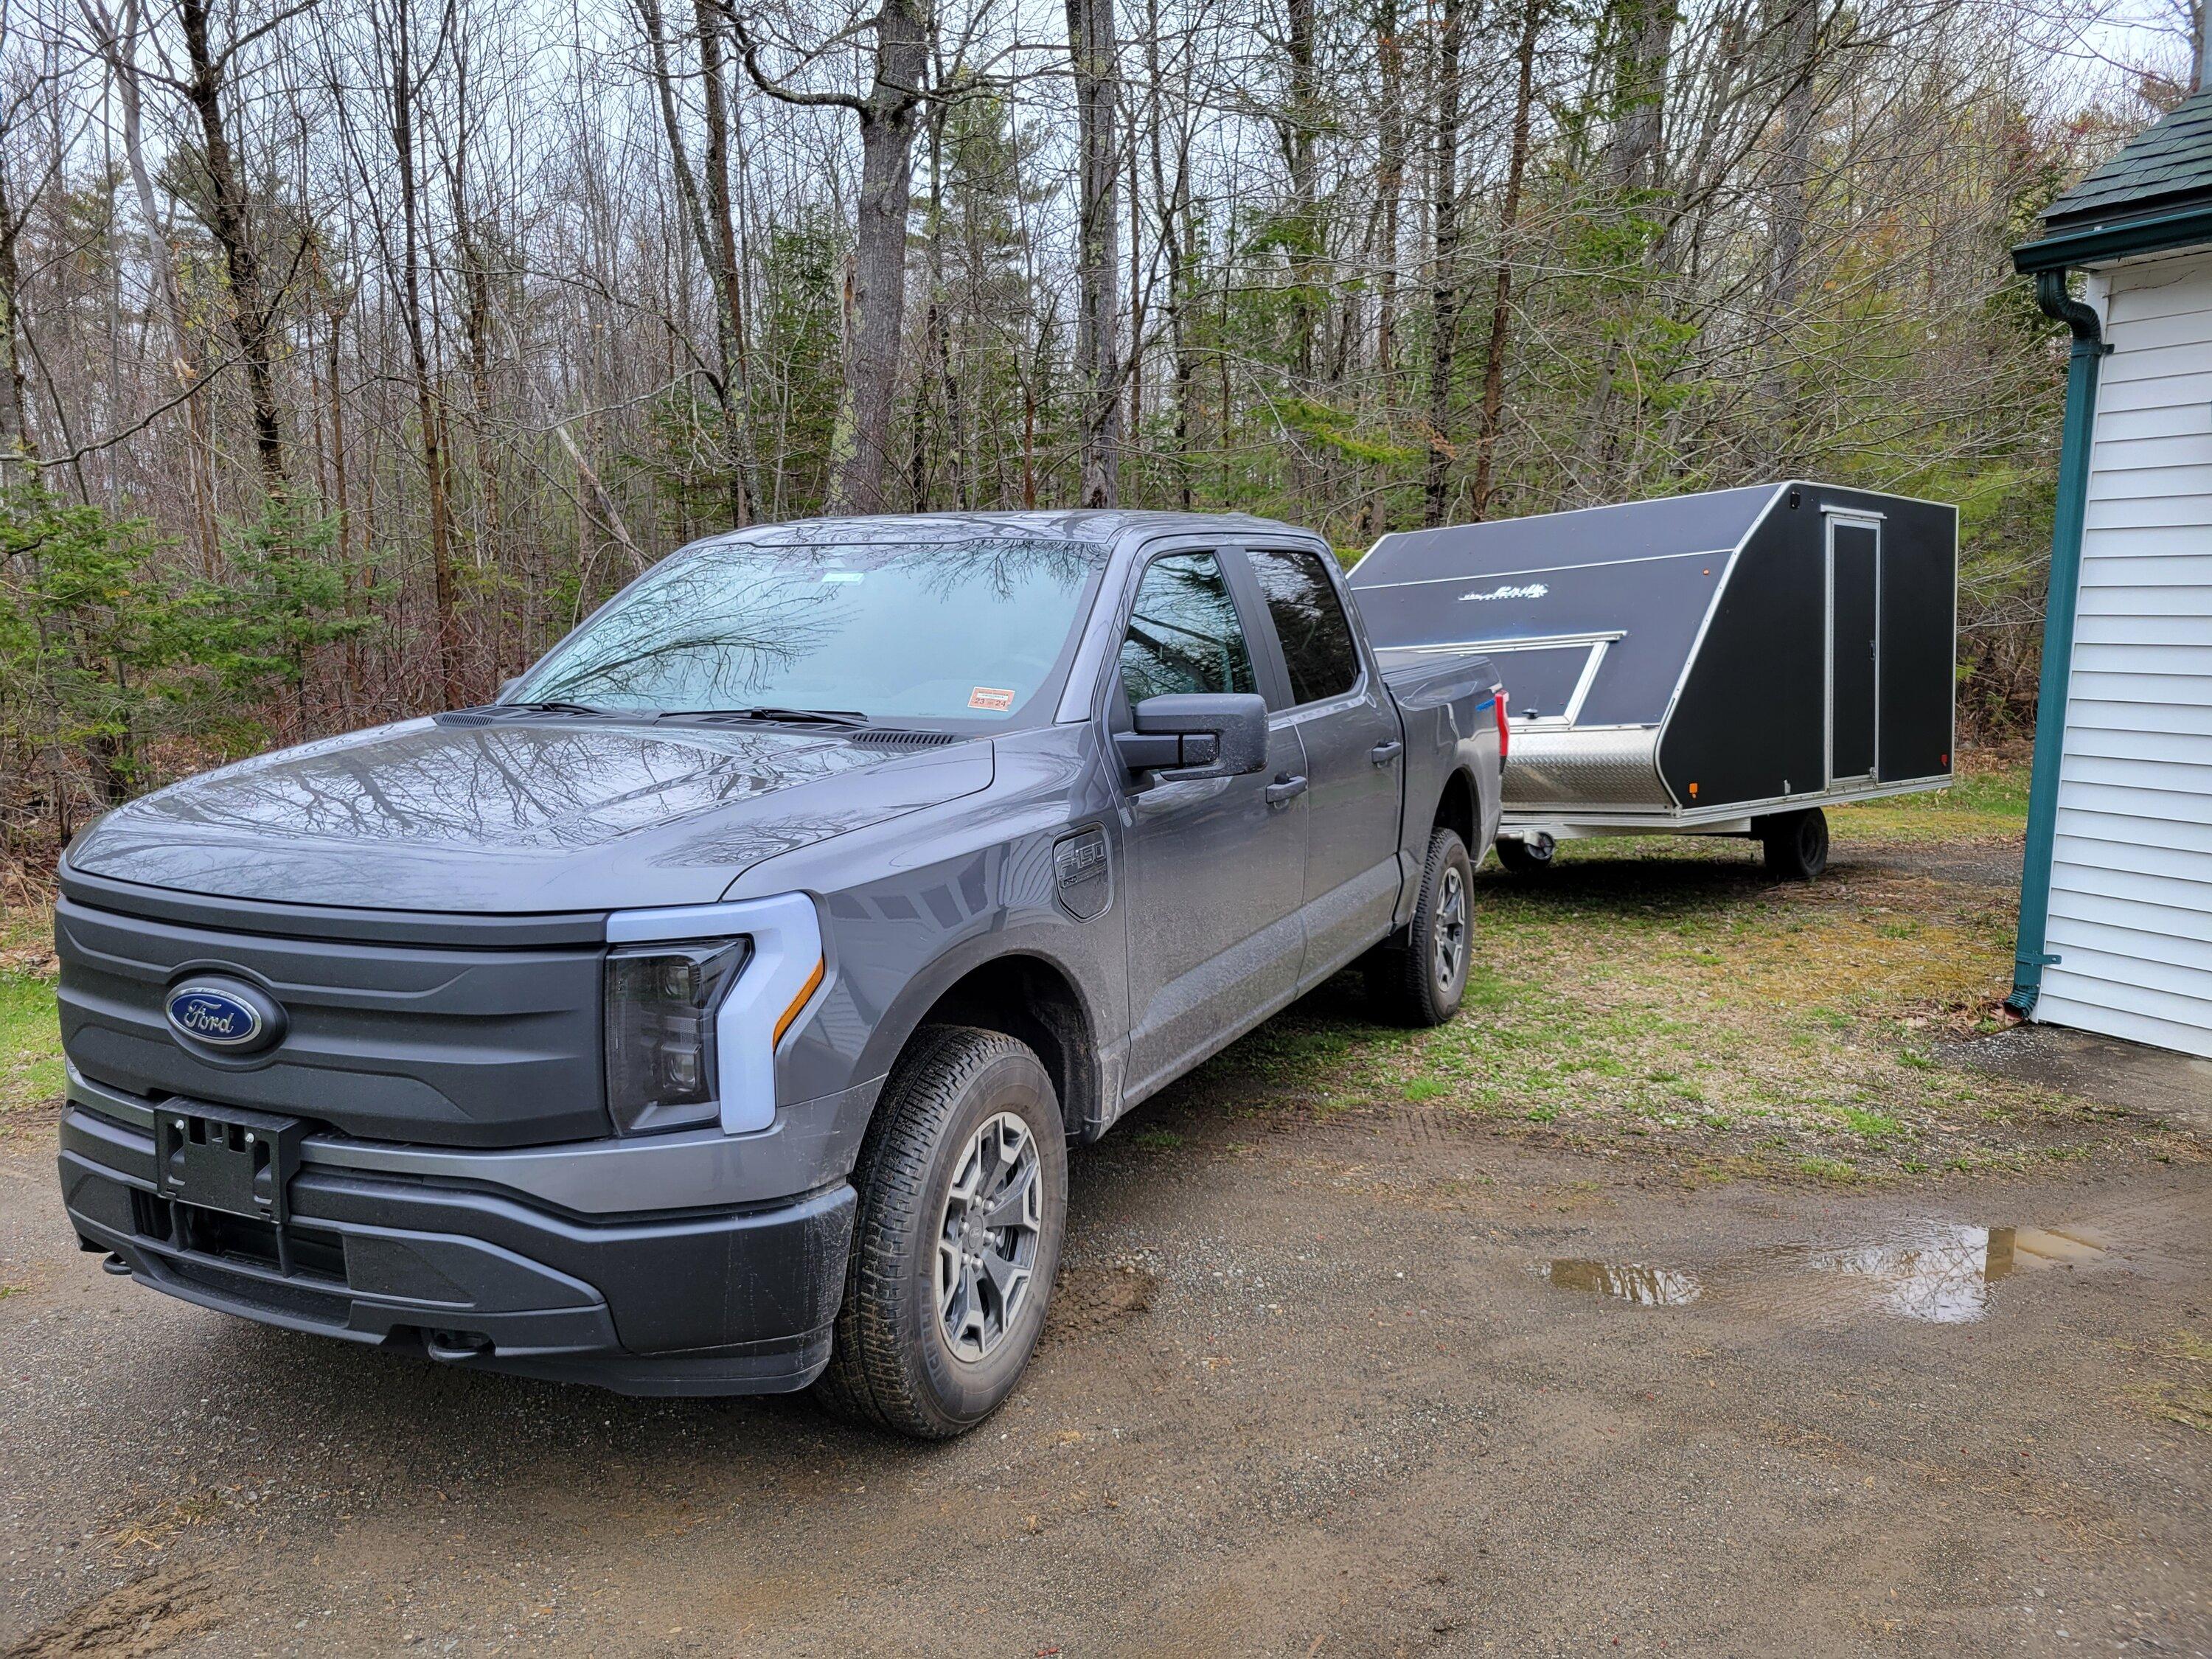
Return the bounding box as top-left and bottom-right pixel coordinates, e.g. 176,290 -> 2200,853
699,509 -> 1314,548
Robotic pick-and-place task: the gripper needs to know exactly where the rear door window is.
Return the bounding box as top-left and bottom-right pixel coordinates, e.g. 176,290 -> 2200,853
1248,549 -> 1362,705
1119,553 -> 1259,703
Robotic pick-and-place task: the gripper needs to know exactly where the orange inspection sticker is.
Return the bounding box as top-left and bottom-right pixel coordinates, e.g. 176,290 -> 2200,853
968,686 -> 1016,712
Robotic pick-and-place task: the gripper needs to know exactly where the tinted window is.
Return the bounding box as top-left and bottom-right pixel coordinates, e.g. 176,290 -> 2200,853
515,537 -> 1105,723
1248,549 -> 1361,703
1119,553 -> 1258,703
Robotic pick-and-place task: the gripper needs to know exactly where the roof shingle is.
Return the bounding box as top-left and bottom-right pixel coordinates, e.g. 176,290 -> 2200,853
2042,89 -> 2212,228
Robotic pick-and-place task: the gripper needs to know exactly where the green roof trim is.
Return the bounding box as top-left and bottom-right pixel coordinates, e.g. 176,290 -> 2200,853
2014,200 -> 2212,273
2014,90 -> 2212,271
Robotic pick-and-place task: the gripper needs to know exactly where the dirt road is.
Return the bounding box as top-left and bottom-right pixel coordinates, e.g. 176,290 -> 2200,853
4,1070 -> 2207,1656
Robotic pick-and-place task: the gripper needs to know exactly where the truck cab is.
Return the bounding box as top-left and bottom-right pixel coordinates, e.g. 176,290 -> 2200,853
54,511 -> 1500,1436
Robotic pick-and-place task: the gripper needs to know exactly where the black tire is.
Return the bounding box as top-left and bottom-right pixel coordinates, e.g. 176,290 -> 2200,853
1495,834 -> 1555,875
1368,827 -> 1475,1027
813,1025 -> 1068,1439
1759,807 -> 1830,881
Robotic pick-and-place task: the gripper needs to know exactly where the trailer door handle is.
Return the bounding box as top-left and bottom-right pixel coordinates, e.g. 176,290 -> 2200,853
1370,740 -> 1403,765
1265,774 -> 1309,807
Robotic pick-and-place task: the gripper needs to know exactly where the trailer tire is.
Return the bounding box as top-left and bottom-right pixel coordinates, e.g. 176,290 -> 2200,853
1759,807 -> 1829,881
1495,833 -> 1555,874
1369,827 -> 1474,1027
813,1025 -> 1067,1439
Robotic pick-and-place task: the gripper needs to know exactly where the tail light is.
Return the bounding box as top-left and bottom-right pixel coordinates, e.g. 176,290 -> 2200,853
1494,688 -> 1510,763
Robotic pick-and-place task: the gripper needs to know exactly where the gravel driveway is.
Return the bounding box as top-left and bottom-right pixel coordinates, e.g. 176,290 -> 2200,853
3,1066 -> 2206,1658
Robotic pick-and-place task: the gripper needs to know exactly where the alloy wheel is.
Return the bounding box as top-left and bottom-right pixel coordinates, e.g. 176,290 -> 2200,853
1433,864 -> 1467,994
936,1111 -> 1043,1363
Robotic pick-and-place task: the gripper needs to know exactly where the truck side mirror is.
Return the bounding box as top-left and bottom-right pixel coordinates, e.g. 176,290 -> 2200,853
495,676 -> 523,703
1115,693 -> 1269,783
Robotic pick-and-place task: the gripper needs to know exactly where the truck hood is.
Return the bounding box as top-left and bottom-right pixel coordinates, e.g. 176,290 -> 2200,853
66,717 -> 995,914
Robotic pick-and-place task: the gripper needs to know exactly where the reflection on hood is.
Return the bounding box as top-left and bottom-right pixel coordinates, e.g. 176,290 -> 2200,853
68,718 -> 995,913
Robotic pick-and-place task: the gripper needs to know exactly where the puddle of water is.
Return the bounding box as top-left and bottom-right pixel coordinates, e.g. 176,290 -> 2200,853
1543,1259 -> 1703,1307
1541,1222 -> 2113,1324
1807,1224 -> 2112,1324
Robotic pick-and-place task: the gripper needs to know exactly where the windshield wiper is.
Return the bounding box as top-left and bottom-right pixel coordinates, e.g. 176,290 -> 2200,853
496,699 -> 623,717
664,705 -> 870,728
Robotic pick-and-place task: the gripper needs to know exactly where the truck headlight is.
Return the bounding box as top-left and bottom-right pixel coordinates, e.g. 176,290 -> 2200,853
604,939 -> 748,1134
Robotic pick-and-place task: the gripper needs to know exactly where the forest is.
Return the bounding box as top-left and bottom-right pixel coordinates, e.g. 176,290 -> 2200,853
0,0 -> 2194,881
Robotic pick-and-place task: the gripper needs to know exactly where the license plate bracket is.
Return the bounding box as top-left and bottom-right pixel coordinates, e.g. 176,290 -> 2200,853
153,1103 -> 305,1223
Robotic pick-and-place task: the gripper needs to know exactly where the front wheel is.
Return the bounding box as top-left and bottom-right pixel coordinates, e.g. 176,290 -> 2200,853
1759,807 -> 1829,881
814,1026 -> 1067,1439
1368,827 -> 1475,1027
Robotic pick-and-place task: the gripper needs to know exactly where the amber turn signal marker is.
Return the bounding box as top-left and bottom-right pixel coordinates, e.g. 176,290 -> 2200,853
774,956 -> 826,1046
1688,781 -> 1699,799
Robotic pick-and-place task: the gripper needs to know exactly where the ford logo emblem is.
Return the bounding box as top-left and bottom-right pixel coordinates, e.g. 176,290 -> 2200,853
164,980 -> 283,1054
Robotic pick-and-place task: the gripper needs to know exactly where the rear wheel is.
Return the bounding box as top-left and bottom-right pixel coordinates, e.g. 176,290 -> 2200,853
1759,807 -> 1829,881
1368,827 -> 1475,1027
814,1026 -> 1067,1439
1495,833 -> 1556,874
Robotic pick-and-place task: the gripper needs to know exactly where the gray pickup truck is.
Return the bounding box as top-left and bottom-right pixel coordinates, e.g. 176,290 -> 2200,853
53,511 -> 1501,1437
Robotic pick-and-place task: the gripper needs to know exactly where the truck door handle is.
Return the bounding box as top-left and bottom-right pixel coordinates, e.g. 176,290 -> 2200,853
1265,774 -> 1309,807
1370,740 -> 1403,765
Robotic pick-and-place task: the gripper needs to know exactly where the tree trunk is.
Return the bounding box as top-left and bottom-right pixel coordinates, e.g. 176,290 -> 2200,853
1767,0 -> 1819,321
1604,0 -> 1674,194
0,166 -> 32,473
1143,0 -> 1194,510
1422,0 -> 1466,528
692,0 -> 762,524
822,0 -> 925,515
1065,0 -> 1121,508
1368,0 -> 1405,538
84,0 -> 218,566
178,0 -> 287,498
383,0 -> 465,708
1470,0 -> 1542,518
1284,0 -> 1318,381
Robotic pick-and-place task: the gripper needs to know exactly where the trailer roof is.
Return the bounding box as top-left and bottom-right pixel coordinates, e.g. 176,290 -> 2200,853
1349,484 -> 1781,727
1350,485 -> 1777,589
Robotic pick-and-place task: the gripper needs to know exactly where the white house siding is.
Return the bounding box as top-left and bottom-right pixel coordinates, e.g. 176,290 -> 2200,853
2036,248 -> 2212,1059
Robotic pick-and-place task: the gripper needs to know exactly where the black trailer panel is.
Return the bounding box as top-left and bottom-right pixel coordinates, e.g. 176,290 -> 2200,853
1356,549 -> 1728,726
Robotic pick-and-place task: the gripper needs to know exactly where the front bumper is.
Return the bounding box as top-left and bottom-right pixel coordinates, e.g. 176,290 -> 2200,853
58,1101 -> 857,1397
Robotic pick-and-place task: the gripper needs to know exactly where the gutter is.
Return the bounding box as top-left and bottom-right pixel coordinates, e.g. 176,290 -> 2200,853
2011,200 -> 2212,274
2006,269 -> 2110,1018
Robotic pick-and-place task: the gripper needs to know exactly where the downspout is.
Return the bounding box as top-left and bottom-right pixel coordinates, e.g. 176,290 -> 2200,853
2007,268 -> 2110,1017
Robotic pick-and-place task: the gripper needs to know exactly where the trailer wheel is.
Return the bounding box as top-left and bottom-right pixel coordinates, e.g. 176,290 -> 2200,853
1759,807 -> 1829,881
813,1026 -> 1067,1439
1495,833 -> 1556,874
1368,827 -> 1474,1026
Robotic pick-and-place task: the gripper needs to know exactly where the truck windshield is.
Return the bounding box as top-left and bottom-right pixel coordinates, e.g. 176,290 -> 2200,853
514,537 -> 1109,723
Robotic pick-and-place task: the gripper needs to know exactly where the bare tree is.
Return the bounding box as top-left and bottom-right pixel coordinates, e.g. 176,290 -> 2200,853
175,0 -> 304,498
1066,0 -> 1120,507
1423,0 -> 1466,526
728,0 -> 928,515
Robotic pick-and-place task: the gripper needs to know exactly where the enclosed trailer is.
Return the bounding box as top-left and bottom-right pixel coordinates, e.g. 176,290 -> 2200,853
1349,481 -> 1958,878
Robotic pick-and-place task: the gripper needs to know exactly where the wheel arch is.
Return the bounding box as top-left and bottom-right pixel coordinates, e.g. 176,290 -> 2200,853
855,944 -> 1103,1143
1433,765 -> 1478,850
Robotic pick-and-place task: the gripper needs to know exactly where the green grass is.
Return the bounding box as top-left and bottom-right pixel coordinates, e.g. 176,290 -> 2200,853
1,966 -> 63,1126
1840,1106 -> 1902,1141
1828,762 -> 2031,842
1,905 -> 61,1131
1180,751 -> 2160,1181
